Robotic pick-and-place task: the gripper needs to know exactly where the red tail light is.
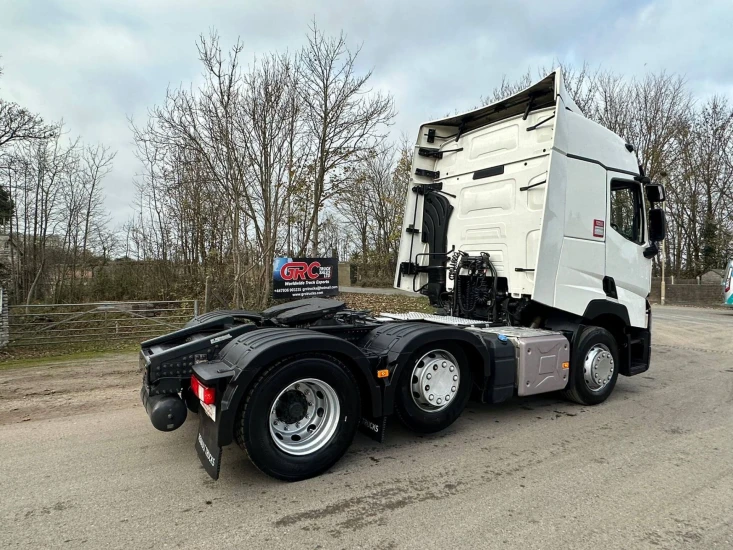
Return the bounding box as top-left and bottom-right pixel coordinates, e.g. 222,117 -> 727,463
726,279 -> 731,293
191,375 -> 216,405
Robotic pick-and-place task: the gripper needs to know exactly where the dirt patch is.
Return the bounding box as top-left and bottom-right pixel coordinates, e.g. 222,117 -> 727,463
0,352 -> 139,425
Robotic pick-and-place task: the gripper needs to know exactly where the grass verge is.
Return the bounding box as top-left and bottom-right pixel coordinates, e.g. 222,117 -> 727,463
0,293 -> 432,368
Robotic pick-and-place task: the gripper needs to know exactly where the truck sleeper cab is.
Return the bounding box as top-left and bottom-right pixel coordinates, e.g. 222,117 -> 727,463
139,70 -> 666,481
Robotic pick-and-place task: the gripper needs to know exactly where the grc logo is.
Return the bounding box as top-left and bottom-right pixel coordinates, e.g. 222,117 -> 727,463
280,261 -> 321,281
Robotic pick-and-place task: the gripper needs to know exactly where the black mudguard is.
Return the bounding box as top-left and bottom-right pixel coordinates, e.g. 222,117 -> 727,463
195,407 -> 222,480
213,328 -> 382,447
361,322 -> 492,414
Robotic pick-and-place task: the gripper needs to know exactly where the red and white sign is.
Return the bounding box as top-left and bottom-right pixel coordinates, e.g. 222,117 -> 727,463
593,219 -> 605,238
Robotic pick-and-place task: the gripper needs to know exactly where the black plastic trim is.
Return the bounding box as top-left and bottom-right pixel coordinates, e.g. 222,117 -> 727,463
416,168 -> 440,179
476,332 -> 516,404
526,113 -> 555,131
582,299 -> 630,327
623,301 -> 652,376
566,153 -> 639,177
473,165 -> 505,180
519,180 -> 546,192
603,276 -> 618,299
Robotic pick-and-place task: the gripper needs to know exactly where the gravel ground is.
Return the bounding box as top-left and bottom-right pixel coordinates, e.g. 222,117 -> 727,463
1,305 -> 732,549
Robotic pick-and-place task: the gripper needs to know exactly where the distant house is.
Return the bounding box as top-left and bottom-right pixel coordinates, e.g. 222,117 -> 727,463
701,269 -> 725,285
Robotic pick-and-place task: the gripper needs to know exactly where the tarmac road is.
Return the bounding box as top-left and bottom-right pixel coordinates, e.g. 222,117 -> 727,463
1,305 -> 733,549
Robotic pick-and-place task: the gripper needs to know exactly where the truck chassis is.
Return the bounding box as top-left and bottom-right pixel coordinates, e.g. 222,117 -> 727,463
140,297 -> 649,481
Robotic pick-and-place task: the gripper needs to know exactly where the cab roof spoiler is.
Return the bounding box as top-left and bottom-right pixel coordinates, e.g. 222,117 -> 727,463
424,70 -> 580,137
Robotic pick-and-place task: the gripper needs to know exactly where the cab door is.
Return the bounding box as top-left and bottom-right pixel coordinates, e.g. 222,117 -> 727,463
604,175 -> 650,328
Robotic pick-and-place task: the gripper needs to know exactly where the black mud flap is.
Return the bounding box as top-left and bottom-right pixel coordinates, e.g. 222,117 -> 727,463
195,408 -> 222,480
359,414 -> 387,443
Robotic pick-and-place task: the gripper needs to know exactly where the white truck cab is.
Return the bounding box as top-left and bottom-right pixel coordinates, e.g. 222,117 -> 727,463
395,69 -> 666,375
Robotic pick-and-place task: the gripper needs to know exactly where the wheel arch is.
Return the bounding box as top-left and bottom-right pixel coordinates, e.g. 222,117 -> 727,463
361,322 -> 491,415
581,300 -> 630,374
216,328 -> 381,446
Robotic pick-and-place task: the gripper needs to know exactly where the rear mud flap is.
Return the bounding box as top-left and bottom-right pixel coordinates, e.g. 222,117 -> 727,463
359,414 -> 387,443
195,408 -> 222,480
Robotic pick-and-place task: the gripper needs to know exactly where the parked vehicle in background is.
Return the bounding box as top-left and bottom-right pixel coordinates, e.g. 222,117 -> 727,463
724,260 -> 733,306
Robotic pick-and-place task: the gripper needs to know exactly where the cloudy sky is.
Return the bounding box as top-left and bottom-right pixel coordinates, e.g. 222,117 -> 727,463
2,0 -> 732,225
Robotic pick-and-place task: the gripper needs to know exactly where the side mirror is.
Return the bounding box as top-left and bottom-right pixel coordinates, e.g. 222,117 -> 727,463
645,184 -> 665,203
648,208 -> 666,242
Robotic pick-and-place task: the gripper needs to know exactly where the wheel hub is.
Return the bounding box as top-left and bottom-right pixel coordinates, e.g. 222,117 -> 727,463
269,379 -> 340,456
410,350 -> 460,413
275,390 -> 308,424
583,344 -> 614,392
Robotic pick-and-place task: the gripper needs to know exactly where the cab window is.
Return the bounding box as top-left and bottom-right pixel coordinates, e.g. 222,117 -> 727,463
610,181 -> 644,244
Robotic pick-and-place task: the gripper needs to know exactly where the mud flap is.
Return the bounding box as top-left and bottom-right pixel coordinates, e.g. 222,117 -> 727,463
359,414 -> 387,443
195,408 -> 222,480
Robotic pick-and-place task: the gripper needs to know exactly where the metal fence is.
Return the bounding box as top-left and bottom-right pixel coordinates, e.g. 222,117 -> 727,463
8,300 -> 198,347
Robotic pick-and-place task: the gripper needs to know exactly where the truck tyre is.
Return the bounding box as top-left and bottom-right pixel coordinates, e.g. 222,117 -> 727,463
395,345 -> 472,434
562,326 -> 619,405
236,353 -> 360,481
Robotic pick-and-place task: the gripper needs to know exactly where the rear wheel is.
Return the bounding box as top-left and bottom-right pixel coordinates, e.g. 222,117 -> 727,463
562,326 -> 619,405
395,346 -> 472,434
236,354 -> 360,481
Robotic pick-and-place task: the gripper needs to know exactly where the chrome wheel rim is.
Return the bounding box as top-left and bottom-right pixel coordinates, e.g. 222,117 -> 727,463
583,344 -> 614,392
410,349 -> 460,413
269,378 -> 340,456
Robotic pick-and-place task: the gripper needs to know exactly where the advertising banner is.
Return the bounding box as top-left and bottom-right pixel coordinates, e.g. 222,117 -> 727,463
272,257 -> 339,299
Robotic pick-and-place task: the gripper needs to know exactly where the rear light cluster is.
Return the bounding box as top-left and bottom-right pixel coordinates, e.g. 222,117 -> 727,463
191,375 -> 216,405
726,279 -> 731,293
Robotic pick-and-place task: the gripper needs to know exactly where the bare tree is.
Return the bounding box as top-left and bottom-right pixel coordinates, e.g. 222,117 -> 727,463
298,22 -> 396,255
234,52 -> 308,306
0,64 -> 56,149
336,142 -> 410,281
